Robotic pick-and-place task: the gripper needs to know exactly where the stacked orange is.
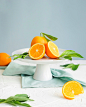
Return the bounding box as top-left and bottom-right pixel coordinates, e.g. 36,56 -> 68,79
29,36 -> 60,60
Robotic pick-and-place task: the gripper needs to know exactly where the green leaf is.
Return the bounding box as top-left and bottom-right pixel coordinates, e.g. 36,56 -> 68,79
63,56 -> 72,60
15,94 -> 29,98
72,64 -> 80,70
60,50 -> 84,58
6,101 -> 16,106
60,64 -> 71,67
14,101 -> 31,107
11,52 -> 29,60
0,99 -> 6,103
13,56 -> 20,60
60,63 -> 80,71
22,54 -> 28,59
6,96 -> 14,102
13,96 -> 30,102
27,99 -> 34,101
11,54 -> 20,57
13,56 -> 22,60
13,95 -> 34,102
41,32 -> 58,41
42,35 -> 50,42
60,63 -> 73,68
60,50 -> 75,57
22,52 -> 28,55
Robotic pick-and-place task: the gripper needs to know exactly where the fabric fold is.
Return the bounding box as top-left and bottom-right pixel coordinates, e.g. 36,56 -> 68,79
2,61 -> 86,88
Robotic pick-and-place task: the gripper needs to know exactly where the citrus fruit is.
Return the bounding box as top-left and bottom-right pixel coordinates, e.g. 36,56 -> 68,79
0,53 -> 11,66
45,41 -> 59,58
62,81 -> 84,100
29,43 -> 45,60
31,36 -> 47,46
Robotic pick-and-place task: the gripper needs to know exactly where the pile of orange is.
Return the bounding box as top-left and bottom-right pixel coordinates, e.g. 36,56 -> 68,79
29,36 -> 60,60
0,53 -> 11,66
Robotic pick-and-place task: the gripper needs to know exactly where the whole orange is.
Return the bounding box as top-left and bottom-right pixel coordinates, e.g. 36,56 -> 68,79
0,53 -> 11,66
31,36 -> 47,47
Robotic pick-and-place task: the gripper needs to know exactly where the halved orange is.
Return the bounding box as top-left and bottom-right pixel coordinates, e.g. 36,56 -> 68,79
29,43 -> 45,60
45,41 -> 59,58
62,81 -> 84,100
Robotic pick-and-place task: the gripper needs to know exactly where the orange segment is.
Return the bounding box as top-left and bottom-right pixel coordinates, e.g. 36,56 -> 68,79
45,41 -> 59,58
29,43 -> 45,60
62,81 -> 84,100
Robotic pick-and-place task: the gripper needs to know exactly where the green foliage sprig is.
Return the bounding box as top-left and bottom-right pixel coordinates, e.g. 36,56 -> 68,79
59,50 -> 84,70
60,63 -> 80,71
0,94 -> 34,107
60,50 -> 83,60
11,52 -> 29,60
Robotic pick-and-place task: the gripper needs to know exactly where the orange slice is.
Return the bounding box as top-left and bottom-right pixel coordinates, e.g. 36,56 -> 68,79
62,81 -> 84,100
45,41 -> 59,58
29,43 -> 45,60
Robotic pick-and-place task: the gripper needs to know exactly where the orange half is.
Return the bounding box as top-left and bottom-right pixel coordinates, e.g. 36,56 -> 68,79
62,81 -> 84,100
29,43 -> 45,60
45,41 -> 59,58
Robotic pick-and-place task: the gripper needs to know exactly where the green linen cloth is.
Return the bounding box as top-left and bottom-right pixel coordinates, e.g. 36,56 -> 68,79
2,61 -> 86,88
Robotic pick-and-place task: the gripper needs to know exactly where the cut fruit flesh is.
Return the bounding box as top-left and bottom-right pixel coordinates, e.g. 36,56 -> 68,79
29,43 -> 45,60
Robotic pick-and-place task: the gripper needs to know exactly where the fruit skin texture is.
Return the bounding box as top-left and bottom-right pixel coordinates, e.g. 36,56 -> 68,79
29,43 -> 45,60
45,41 -> 59,58
31,36 -> 47,47
62,81 -> 84,100
0,53 -> 11,66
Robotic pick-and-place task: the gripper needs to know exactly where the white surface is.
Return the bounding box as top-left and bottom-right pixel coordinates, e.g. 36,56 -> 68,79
0,60 -> 86,107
